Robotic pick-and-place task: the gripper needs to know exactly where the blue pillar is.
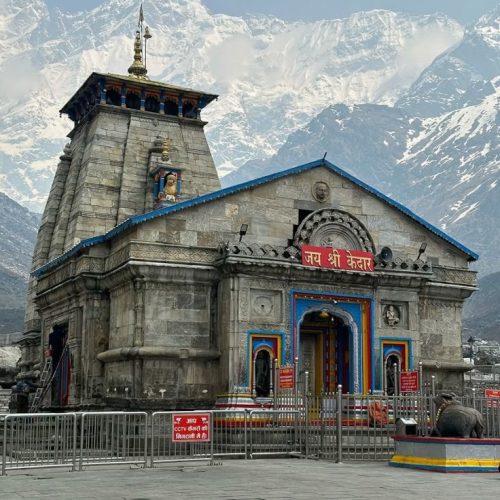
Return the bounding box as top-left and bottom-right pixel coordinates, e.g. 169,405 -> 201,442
159,90 -> 165,114
196,98 -> 202,119
178,95 -> 183,117
99,78 -> 106,104
140,88 -> 146,111
121,84 -> 127,107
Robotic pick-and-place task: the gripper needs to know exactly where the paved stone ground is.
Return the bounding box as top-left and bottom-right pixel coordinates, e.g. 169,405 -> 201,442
1,460 -> 499,499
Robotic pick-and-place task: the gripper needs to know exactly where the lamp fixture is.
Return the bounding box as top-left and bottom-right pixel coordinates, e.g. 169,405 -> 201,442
417,242 -> 427,260
239,223 -> 248,242
319,309 -> 330,319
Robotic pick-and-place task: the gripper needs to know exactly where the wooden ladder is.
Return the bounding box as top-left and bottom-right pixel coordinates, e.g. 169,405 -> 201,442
29,357 -> 52,413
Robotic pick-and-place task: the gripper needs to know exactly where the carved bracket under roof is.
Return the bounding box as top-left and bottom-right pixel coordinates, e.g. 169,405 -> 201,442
294,208 -> 375,253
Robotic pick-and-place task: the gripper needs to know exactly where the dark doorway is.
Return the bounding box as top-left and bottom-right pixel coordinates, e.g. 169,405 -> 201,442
254,350 -> 271,397
299,310 -> 350,394
49,324 -> 70,406
385,354 -> 400,396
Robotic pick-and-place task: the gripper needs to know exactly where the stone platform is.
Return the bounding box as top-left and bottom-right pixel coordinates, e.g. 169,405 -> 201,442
390,435 -> 500,472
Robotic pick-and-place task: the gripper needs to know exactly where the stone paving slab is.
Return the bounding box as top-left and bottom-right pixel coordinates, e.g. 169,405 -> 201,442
1,460 -> 499,499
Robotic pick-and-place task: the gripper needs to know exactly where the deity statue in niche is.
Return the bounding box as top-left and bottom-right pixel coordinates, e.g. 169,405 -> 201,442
163,173 -> 177,201
384,304 -> 400,327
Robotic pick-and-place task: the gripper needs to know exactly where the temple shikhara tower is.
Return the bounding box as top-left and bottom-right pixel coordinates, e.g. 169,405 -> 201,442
20,8 -> 477,411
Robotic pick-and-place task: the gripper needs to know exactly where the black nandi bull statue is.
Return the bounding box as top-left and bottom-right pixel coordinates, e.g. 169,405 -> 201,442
431,393 -> 484,438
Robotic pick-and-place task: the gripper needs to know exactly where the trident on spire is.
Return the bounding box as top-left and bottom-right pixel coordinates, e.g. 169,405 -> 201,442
128,2 -> 152,79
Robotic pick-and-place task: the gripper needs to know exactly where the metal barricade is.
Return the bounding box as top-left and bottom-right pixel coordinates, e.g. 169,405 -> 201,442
212,410 -> 248,459
461,395 -> 500,438
1,413 -> 77,475
339,393 -> 394,461
79,412 -> 148,470
248,409 -> 299,459
150,411 -> 214,466
301,393 -> 339,461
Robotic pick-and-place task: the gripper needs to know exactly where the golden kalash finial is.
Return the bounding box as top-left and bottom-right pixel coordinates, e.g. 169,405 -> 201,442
161,139 -> 172,162
127,3 -> 151,79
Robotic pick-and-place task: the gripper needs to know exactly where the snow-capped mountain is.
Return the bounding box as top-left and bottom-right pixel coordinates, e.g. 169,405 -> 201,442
0,192 -> 40,334
225,7 -> 500,275
0,0 -> 463,211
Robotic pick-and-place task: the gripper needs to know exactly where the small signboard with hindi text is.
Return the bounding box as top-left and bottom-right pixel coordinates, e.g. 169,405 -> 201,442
485,388 -> 500,408
279,366 -> 295,390
301,245 -> 374,272
172,413 -> 211,443
399,370 -> 419,394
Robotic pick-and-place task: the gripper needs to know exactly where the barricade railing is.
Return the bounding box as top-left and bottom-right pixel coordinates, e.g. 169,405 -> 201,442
1,413 -> 77,475
338,393 -> 395,460
2,391 -> 500,475
461,395 -> 500,438
151,410 -> 215,466
212,410 -> 248,459
79,412 -> 148,469
247,410 -> 300,459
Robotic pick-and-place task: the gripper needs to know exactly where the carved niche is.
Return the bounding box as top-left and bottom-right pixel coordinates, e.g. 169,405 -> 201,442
293,208 -> 375,252
250,289 -> 282,323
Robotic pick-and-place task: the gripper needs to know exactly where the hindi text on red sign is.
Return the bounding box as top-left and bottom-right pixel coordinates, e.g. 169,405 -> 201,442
399,370 -> 419,393
301,245 -> 374,272
279,366 -> 295,390
172,413 -> 211,443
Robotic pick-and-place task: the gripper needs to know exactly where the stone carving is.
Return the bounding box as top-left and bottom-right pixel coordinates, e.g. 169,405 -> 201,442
220,242 -> 300,262
383,304 -> 400,327
250,289 -> 282,322
252,295 -> 273,315
294,208 -> 375,253
312,181 -> 330,202
431,393 -> 484,438
433,267 -> 477,287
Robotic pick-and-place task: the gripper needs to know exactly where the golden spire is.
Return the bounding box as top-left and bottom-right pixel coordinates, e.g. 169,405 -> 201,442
128,30 -> 148,79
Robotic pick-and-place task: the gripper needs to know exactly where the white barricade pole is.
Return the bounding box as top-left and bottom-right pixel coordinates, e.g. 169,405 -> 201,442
336,385 -> 342,463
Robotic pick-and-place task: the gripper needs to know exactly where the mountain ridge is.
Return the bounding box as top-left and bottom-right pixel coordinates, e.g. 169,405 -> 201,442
0,0 -> 463,211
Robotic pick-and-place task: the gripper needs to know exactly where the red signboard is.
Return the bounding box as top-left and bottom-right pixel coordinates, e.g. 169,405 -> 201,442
172,413 -> 211,443
301,245 -> 374,272
279,366 -> 295,390
485,389 -> 500,398
399,370 -> 419,393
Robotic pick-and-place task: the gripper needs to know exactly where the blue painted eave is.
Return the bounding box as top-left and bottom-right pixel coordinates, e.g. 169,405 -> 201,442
32,158 -> 478,278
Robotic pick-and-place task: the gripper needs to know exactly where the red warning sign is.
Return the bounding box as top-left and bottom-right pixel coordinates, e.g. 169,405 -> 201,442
399,370 -> 419,394
172,413 -> 211,443
279,366 -> 295,390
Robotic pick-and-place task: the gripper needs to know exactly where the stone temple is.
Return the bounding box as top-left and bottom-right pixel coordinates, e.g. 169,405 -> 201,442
19,18 -> 478,410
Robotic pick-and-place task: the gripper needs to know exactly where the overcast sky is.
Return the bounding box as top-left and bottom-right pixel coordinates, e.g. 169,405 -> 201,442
46,0 -> 498,24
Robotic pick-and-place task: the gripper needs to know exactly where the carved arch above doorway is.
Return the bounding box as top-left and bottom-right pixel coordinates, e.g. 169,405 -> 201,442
294,208 -> 375,253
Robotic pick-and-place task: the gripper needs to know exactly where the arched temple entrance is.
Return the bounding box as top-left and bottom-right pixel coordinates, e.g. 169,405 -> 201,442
299,310 -> 351,394
293,292 -> 373,394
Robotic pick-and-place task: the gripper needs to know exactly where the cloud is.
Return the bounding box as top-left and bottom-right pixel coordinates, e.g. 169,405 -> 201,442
0,56 -> 42,101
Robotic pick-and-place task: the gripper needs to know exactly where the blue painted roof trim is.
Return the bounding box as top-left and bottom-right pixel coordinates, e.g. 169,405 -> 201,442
32,158 -> 478,278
